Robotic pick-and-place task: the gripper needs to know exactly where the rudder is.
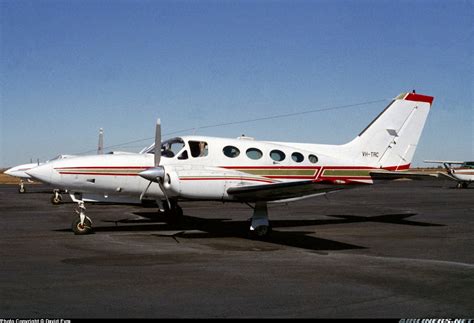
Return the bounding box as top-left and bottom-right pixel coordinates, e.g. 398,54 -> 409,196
342,92 -> 434,170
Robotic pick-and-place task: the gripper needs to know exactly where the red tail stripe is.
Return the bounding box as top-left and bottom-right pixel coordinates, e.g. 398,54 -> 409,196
404,93 -> 434,105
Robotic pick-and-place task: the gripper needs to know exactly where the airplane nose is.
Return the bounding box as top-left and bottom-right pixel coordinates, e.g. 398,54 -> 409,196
4,168 -> 13,176
26,164 -> 53,184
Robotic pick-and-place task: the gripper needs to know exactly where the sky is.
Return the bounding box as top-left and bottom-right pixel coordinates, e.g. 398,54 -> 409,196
1,0 -> 473,167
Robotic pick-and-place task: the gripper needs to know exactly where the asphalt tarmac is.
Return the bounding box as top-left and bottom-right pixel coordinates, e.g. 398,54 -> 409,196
0,180 -> 473,318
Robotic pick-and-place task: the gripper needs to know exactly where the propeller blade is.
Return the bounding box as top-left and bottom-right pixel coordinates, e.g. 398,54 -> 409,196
139,180 -> 153,201
138,167 -> 169,206
139,118 -> 170,207
443,163 -> 453,175
155,118 -> 161,167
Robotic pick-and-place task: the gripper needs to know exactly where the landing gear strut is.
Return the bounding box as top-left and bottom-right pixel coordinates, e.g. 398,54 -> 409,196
72,201 -> 93,235
456,182 -> 469,189
158,199 -> 183,222
18,180 -> 25,193
51,189 -> 63,205
249,202 -> 271,238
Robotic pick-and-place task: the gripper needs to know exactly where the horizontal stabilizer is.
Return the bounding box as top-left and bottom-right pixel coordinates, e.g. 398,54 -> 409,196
424,160 -> 464,165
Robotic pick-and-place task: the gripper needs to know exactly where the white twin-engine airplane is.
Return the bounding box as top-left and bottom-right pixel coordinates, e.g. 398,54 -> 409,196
4,128 -> 105,204
27,92 -> 434,237
424,160 -> 474,188
4,155 -> 76,194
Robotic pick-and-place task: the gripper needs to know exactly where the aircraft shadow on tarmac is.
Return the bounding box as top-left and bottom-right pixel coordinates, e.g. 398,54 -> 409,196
55,212 -> 443,252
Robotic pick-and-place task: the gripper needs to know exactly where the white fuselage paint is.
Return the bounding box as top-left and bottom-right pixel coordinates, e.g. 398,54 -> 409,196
35,136 -> 365,201
26,93 -> 433,202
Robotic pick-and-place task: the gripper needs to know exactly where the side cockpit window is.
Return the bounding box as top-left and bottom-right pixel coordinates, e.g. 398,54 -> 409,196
189,141 -> 208,158
160,138 -> 185,158
178,150 -> 188,160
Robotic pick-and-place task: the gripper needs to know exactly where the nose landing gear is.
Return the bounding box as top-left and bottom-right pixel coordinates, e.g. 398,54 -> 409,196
18,181 -> 26,193
51,189 -> 63,205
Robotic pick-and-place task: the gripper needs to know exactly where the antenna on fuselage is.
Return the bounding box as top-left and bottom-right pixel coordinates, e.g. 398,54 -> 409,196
97,128 -> 104,155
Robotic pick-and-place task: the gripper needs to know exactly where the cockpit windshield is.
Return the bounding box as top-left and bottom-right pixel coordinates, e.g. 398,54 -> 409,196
49,155 -> 63,161
46,154 -> 75,162
144,137 -> 186,158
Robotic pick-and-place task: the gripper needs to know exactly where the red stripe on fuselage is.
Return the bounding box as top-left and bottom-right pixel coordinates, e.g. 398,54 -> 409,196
222,166 -> 319,170
180,177 -> 275,184
55,166 -> 150,170
58,172 -> 139,176
55,164 -> 411,182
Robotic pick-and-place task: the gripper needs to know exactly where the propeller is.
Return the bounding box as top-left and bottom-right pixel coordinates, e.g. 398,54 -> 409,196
443,162 -> 453,175
138,118 -> 171,209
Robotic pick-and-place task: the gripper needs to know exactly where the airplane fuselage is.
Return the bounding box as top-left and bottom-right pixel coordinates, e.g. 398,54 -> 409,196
4,162 -> 39,179
30,135 -> 409,202
450,167 -> 474,183
24,91 -> 434,235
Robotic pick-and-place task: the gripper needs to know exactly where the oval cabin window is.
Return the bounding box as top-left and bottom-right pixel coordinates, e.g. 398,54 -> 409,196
308,154 -> 318,163
246,148 -> 263,160
270,150 -> 286,162
291,152 -> 304,163
223,146 -> 240,158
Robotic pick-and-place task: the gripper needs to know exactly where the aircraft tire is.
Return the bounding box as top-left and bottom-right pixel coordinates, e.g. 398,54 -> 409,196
51,194 -> 63,205
72,217 -> 93,235
249,225 -> 271,239
174,206 -> 183,217
162,204 -> 183,222
19,187 -> 25,193
456,182 -> 468,189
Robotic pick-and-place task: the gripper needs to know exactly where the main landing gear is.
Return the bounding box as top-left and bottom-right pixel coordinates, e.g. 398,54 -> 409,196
249,202 -> 271,238
68,197 -> 268,238
456,182 -> 469,189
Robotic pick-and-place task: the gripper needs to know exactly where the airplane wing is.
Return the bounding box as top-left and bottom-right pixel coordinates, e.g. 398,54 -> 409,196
437,172 -> 459,181
424,160 -> 464,165
227,180 -> 347,202
369,170 -> 439,181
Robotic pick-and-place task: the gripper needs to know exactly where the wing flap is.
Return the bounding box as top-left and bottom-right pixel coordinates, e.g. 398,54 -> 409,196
227,180 -> 347,202
369,170 -> 439,181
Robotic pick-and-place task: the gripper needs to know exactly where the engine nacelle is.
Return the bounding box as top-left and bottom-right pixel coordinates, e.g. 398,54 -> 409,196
163,167 -> 180,194
164,166 -> 244,200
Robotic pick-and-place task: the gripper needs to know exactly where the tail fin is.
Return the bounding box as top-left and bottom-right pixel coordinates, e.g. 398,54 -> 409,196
343,92 -> 434,170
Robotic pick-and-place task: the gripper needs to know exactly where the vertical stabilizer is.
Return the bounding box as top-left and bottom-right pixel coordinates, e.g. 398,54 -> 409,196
342,92 -> 434,169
